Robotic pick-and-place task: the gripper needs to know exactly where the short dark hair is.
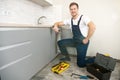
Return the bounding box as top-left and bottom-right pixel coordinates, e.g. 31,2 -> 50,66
69,2 -> 79,8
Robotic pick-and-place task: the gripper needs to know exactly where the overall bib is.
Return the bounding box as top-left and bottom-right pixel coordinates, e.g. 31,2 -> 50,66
58,15 -> 94,67
71,15 -> 85,43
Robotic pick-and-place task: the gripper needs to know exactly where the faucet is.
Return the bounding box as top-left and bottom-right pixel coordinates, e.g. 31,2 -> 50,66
37,16 -> 47,24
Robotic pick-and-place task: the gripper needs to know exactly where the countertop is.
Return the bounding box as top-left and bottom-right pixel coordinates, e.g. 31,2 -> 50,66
0,23 -> 53,28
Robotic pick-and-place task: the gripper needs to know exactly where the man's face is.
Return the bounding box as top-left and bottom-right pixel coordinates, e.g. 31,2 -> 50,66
70,5 -> 79,17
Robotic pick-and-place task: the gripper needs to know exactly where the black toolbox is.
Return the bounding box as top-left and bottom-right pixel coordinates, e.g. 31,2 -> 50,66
87,53 -> 116,80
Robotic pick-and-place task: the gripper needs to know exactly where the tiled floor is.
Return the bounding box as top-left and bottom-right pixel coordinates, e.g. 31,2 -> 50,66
31,55 -> 120,80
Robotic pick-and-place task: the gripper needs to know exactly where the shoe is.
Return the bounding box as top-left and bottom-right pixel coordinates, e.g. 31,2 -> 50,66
60,57 -> 71,61
86,56 -> 95,64
86,56 -> 95,60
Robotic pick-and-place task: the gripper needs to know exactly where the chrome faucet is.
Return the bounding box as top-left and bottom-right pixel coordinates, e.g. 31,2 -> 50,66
37,16 -> 47,24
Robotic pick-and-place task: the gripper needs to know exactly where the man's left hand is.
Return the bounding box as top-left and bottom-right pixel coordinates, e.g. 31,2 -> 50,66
82,38 -> 89,44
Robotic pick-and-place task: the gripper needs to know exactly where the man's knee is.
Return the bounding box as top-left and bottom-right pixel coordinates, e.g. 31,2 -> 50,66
57,40 -> 64,47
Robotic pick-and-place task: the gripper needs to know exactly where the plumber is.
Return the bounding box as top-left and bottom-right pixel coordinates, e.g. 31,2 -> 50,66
52,2 -> 96,67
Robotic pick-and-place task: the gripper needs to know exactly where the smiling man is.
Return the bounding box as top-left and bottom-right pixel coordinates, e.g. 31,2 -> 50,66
52,2 -> 96,67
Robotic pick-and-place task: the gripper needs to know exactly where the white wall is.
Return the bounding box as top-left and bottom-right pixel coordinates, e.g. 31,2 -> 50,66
0,0 -> 62,24
42,5 -> 62,24
53,0 -> 120,59
0,0 -> 42,24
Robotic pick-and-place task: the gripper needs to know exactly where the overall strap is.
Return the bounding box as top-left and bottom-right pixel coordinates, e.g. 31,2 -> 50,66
77,15 -> 83,25
71,15 -> 83,25
71,18 -> 73,25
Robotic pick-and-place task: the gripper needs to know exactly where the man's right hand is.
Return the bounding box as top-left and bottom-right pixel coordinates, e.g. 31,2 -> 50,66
52,26 -> 60,33
52,21 -> 64,33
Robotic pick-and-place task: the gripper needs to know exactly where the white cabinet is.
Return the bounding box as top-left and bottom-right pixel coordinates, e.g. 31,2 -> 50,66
0,27 -> 56,80
31,0 -> 53,7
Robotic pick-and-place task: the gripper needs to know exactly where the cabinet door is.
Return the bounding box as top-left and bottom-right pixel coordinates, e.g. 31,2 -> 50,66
0,28 -> 34,80
49,28 -> 57,60
30,28 -> 51,73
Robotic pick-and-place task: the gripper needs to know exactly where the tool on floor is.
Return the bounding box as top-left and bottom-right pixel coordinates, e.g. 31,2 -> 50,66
71,73 -> 94,79
86,53 -> 116,80
51,62 -> 70,74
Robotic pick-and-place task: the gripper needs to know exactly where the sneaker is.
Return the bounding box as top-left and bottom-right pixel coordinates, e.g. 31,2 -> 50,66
60,57 -> 71,61
86,56 -> 95,64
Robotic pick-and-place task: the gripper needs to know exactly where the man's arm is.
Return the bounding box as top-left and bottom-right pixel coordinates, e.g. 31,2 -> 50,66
86,21 -> 96,39
52,21 -> 65,33
83,21 -> 96,44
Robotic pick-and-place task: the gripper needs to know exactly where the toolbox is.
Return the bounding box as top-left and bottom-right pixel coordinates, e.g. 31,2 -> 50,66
51,62 -> 70,74
87,53 -> 116,80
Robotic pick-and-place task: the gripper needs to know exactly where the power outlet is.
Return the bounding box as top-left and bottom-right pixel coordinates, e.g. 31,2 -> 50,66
0,9 -> 11,16
3,10 -> 10,15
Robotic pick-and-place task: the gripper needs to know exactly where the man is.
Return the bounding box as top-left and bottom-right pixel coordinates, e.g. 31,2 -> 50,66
52,2 -> 96,67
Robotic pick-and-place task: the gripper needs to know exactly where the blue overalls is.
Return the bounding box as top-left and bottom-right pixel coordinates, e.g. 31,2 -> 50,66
58,15 -> 94,67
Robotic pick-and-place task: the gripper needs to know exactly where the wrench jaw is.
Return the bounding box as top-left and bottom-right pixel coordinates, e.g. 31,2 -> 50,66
71,73 -> 81,77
